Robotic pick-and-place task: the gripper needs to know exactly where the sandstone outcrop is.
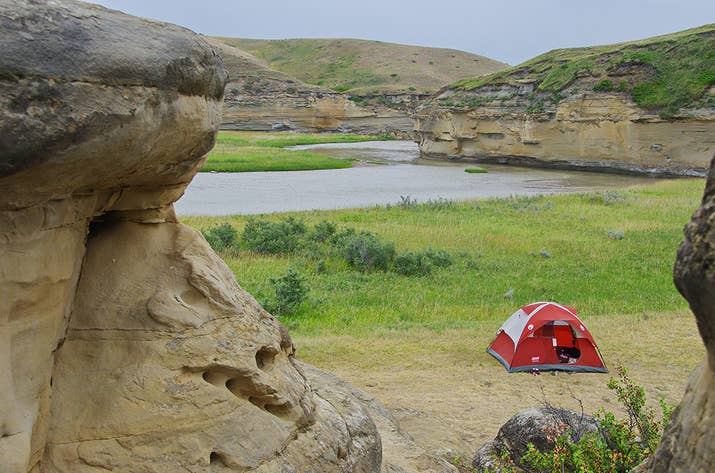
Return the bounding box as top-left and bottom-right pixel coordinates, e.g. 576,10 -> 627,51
207,39 -> 415,136
637,153 -> 715,471
0,1 -> 392,471
415,25 -> 715,176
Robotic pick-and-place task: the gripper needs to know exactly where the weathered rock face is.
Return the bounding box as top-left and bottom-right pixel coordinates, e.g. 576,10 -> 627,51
207,39 -> 414,137
640,155 -> 715,471
415,25 -> 715,176
471,407 -> 598,472
0,1 -> 384,472
222,89 -> 415,136
415,95 -> 714,176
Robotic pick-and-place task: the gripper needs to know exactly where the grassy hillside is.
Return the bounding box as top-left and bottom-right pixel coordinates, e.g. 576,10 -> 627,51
204,37 -> 321,95
212,37 -> 508,95
449,24 -> 715,116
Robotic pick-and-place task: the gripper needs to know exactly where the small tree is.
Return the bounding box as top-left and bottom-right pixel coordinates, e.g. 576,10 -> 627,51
269,269 -> 309,315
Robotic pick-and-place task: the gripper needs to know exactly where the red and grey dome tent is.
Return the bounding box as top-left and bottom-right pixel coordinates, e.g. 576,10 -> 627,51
488,302 -> 607,373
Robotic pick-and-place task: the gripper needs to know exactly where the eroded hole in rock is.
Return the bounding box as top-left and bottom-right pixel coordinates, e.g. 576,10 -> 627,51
255,346 -> 278,370
209,451 -> 224,466
202,370 -> 227,387
181,286 -> 206,306
264,402 -> 293,418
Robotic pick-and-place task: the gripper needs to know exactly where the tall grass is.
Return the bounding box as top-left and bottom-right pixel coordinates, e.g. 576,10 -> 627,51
183,178 -> 704,337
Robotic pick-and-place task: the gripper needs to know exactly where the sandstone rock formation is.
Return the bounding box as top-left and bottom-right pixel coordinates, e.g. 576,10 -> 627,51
638,154 -> 715,471
415,99 -> 714,176
0,1 -> 396,471
207,39 -> 415,137
415,25 -> 715,176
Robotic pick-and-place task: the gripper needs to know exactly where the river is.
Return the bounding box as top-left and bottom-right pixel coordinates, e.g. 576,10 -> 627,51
175,141 -> 662,216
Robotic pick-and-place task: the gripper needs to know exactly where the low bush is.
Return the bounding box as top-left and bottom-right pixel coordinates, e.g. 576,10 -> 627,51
394,251 -> 432,276
513,366 -> 675,473
423,247 -> 454,268
309,220 -> 337,242
242,217 -> 306,254
339,231 -> 395,272
593,79 -> 614,91
202,223 -> 238,252
269,268 -> 309,315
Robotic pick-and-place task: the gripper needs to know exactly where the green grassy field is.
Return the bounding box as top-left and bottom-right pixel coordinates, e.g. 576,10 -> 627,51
202,131 -> 393,172
183,178 -> 706,455
183,178 -> 704,337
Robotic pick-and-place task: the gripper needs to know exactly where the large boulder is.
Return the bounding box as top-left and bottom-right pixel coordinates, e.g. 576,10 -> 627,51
471,407 -> 599,472
639,154 -> 715,471
0,1 -> 384,472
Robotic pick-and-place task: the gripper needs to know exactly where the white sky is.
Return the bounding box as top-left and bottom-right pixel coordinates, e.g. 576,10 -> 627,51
92,0 -> 715,65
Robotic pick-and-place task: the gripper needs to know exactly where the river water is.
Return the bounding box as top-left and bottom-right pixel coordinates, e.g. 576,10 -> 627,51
175,141 -> 661,216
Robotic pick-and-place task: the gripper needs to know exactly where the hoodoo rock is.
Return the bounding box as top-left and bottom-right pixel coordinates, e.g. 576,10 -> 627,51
639,154 -> 715,471
0,1 -> 390,471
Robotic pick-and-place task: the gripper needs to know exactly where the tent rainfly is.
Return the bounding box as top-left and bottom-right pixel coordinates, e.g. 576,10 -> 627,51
488,302 -> 607,373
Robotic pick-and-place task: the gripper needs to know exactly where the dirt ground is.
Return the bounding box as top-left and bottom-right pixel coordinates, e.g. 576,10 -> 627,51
295,310 -> 704,465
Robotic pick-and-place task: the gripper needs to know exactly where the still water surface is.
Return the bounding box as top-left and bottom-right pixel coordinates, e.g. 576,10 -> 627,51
175,141 -> 662,216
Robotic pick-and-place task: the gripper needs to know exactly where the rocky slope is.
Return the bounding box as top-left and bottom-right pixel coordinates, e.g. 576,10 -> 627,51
0,2 -> 452,472
208,39 -> 413,135
211,37 -> 507,136
415,24 -> 715,175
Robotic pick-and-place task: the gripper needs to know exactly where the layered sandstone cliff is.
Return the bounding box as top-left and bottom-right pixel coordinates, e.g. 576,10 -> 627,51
0,2 -> 456,472
207,39 -> 415,136
415,25 -> 715,175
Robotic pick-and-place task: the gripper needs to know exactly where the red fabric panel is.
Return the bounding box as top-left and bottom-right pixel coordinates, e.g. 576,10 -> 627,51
553,325 -> 574,346
489,332 -> 515,365
512,338 -> 559,367
572,339 -> 605,368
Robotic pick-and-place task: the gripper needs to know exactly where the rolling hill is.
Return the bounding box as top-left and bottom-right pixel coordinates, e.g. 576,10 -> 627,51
212,37 -> 508,95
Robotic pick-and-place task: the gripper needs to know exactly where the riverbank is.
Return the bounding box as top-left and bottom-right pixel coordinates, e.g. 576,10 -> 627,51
182,178 -> 704,463
201,131 -> 393,172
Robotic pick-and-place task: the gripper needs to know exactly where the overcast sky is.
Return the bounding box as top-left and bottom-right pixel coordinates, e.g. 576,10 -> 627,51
92,0 -> 714,65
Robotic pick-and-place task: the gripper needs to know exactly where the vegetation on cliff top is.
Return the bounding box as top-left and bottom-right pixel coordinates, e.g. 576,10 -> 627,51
213,37 -> 507,95
202,131 -> 392,172
450,24 -> 715,116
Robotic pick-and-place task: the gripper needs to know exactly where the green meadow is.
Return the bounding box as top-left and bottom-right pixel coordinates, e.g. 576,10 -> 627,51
201,131 -> 393,172
183,178 -> 704,338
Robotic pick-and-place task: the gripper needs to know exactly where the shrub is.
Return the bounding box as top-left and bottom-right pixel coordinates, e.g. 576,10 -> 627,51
309,220 -> 337,242
269,268 -> 309,315
423,247 -> 453,268
394,251 -> 432,276
242,217 -> 306,254
593,79 -> 614,92
518,366 -> 675,473
339,231 -> 395,271
202,223 -> 238,252
465,167 -> 488,173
